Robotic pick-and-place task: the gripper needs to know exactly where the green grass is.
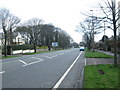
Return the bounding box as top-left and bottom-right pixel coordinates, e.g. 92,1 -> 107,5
0,55 -> 20,59
84,64 -> 119,88
85,50 -> 114,58
36,46 -> 48,49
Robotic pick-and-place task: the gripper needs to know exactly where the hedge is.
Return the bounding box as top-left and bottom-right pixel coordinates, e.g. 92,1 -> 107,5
2,44 -> 34,55
10,44 -> 34,50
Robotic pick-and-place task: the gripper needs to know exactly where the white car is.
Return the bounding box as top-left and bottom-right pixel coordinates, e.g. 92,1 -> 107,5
79,47 -> 85,51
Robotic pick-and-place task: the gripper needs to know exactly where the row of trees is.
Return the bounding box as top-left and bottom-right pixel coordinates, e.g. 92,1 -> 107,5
0,8 -> 72,57
78,0 -> 119,67
16,21 -> 71,52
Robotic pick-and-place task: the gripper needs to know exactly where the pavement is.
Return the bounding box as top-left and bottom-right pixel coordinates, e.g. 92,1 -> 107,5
1,48 -> 85,89
86,58 -> 115,65
86,49 -> 120,65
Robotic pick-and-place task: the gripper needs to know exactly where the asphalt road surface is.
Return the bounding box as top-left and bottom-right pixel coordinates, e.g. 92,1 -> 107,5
1,48 -> 85,88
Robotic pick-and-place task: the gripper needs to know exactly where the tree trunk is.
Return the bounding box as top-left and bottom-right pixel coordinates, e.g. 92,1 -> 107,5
3,26 -> 7,57
33,43 -> 36,53
48,45 -> 51,51
112,1 -> 117,67
10,27 -> 13,45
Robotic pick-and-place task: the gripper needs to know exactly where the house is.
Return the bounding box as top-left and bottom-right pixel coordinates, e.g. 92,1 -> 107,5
0,33 -> 25,45
12,33 -> 25,45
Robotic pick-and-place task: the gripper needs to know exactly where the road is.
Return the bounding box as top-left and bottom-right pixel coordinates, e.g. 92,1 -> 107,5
1,48 -> 85,88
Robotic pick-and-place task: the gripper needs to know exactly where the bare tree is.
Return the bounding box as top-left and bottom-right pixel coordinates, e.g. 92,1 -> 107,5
77,16 -> 103,51
99,0 -> 119,67
0,8 -> 10,57
17,18 -> 43,52
40,24 -> 55,51
8,14 -> 20,45
0,8 -> 20,56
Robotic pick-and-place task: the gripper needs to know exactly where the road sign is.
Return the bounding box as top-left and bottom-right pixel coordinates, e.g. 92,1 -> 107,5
52,42 -> 58,47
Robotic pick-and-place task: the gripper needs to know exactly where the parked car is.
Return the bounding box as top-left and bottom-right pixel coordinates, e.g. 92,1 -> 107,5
79,47 -> 85,51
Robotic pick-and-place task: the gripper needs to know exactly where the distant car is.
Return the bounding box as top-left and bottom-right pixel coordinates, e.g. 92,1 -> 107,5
79,47 -> 85,51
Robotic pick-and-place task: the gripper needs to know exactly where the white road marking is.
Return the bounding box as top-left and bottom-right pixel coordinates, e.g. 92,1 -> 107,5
23,59 -> 44,67
50,55 -> 58,58
32,57 -> 42,60
85,58 -> 86,66
59,53 -> 64,55
19,60 -> 28,65
44,55 -> 58,59
52,52 -> 82,89
0,71 -> 5,74
44,56 -> 52,59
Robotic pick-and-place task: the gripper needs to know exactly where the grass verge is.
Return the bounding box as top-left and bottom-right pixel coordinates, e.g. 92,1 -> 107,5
0,55 -> 20,59
1,49 -> 64,59
85,50 -> 114,58
84,64 -> 119,88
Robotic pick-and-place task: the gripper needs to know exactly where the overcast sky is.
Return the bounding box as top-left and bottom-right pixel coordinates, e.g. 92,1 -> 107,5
0,0 -> 119,43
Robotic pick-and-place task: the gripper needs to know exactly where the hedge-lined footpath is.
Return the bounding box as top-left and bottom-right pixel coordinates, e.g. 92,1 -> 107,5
84,50 -> 119,88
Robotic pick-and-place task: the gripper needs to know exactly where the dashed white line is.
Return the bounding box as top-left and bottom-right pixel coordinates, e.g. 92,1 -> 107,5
19,60 -> 28,65
0,71 -> 5,74
52,52 -> 82,89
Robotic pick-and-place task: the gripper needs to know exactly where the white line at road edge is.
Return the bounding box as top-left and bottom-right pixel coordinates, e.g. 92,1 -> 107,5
52,52 -> 82,89
85,58 -> 86,66
0,71 -> 5,74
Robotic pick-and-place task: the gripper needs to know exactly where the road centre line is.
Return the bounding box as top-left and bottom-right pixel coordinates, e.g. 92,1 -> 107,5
52,52 -> 82,89
23,59 -> 44,67
0,71 -> 5,74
